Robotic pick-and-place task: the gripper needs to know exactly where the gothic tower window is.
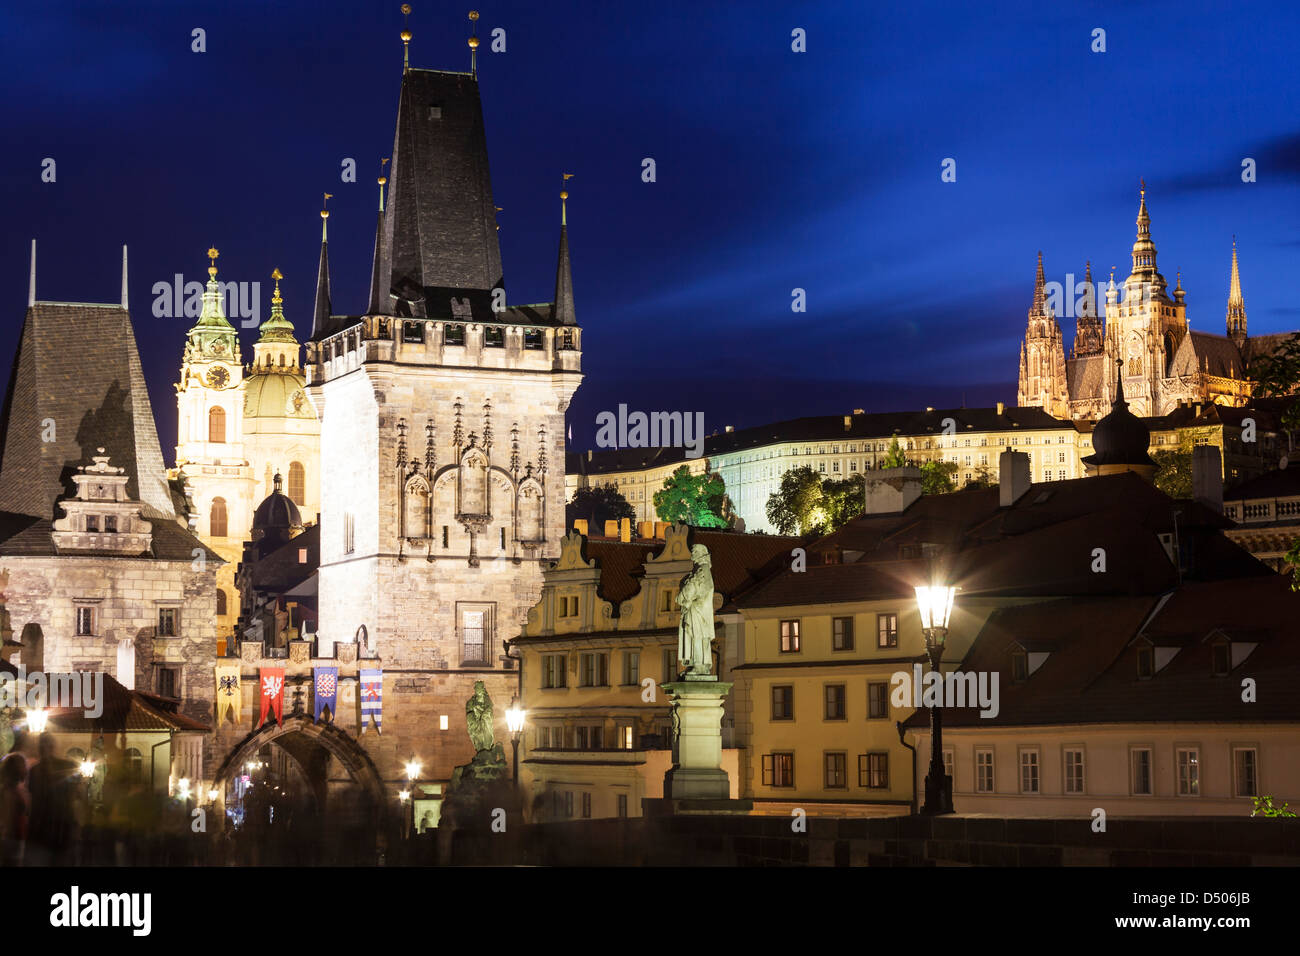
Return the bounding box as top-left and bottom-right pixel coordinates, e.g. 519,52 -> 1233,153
209,406 -> 226,443
288,461 -> 306,505
216,589 -> 228,616
459,449 -> 488,516
518,479 -> 544,542
404,476 -> 431,539
210,496 -> 228,537
1164,333 -> 1175,374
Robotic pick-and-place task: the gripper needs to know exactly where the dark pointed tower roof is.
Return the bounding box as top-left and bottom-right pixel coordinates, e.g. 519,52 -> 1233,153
552,187 -> 576,326
367,167 -> 389,316
378,68 -> 504,318
1082,360 -> 1156,469
1031,250 -> 1047,317
312,206 -> 332,339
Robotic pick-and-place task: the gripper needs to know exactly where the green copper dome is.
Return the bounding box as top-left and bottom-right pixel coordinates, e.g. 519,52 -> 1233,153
243,369 -> 312,420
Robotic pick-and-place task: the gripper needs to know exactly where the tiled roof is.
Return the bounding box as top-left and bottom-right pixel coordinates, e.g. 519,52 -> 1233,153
585,539 -> 658,604
1066,353 -> 1106,401
1224,468 -> 1300,502
0,511 -> 220,563
246,523 -> 319,593
1169,330 -> 1245,379
47,673 -> 210,733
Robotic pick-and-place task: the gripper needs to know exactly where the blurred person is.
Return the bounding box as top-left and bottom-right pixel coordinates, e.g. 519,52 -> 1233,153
0,753 -> 30,866
26,733 -> 76,866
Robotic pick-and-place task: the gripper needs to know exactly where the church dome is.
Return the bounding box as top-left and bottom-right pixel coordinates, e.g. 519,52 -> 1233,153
1082,362 -> 1155,469
253,473 -> 302,532
243,369 -> 312,420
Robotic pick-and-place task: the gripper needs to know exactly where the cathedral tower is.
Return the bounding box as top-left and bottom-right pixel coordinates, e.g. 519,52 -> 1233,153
1072,261 -> 1104,357
1226,239 -> 1247,349
1016,251 -> 1068,418
306,53 -> 583,784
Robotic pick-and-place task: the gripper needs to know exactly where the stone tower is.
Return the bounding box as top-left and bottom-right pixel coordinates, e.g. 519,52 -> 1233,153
305,64 -> 583,785
1016,251 -> 1068,418
1226,239 -> 1247,349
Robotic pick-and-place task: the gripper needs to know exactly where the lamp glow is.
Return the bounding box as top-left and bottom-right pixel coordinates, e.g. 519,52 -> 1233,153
404,759 -> 421,781
25,708 -> 49,733
177,777 -> 192,799
208,788 -> 219,802
398,789 -> 410,802
914,586 -> 957,631
506,701 -> 525,734
79,759 -> 96,779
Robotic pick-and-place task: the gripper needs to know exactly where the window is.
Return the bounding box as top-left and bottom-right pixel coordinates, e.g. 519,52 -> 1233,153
157,607 -> 178,637
1177,748 -> 1200,795
523,328 -> 544,350
541,654 -> 567,689
1131,748 -> 1153,795
208,406 -> 226,443
779,619 -> 800,653
581,792 -> 592,819
574,726 -> 603,750
444,324 -> 464,346
1011,651 -> 1028,683
975,750 -> 994,792
104,515 -> 117,532
859,753 -> 888,789
1020,750 -> 1040,794
660,647 -> 681,686
288,462 -> 305,505
564,791 -> 574,818
762,752 -> 794,788
942,749 -> 954,781
621,651 -> 639,686
617,793 -> 628,817
344,512 -> 355,554
559,329 -> 575,351
659,589 -> 675,613
215,590 -> 228,616
771,684 -> 793,720
485,327 -> 505,347
824,752 -> 847,789
1233,748 -> 1258,798
1212,642 -> 1231,677
1136,646 -> 1153,680
401,321 -> 425,343
877,613 -> 898,648
832,616 -> 854,651
210,497 -> 228,538
867,682 -> 889,719
1058,451 -> 1066,463
86,515 -> 100,532
616,723 -> 634,750
124,748 -> 143,784
460,605 -> 492,664
156,666 -> 180,699
75,606 -> 95,637
824,684 -> 846,720
580,652 -> 609,687
1064,748 -> 1085,794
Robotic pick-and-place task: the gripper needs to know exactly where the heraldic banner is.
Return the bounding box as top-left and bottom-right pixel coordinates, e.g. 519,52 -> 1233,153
313,666 -> 338,723
360,669 -> 382,733
215,664 -> 240,724
259,667 -> 285,727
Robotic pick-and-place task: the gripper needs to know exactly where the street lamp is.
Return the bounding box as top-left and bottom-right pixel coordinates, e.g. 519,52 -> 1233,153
404,759 -> 421,782
25,708 -> 49,733
505,699 -> 525,784
914,585 -> 957,815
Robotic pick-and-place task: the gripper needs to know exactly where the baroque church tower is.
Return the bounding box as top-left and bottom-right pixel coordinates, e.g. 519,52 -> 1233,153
1016,251 -> 1068,418
305,40 -> 582,783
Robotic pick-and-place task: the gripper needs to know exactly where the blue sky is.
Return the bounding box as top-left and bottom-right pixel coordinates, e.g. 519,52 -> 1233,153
1,0 -> 1297,455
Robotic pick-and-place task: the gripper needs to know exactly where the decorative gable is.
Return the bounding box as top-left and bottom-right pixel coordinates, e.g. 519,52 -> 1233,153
51,449 -> 153,555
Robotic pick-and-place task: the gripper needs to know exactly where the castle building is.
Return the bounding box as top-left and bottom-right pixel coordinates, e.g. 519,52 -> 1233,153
172,257 -> 320,642
1017,184 -> 1291,420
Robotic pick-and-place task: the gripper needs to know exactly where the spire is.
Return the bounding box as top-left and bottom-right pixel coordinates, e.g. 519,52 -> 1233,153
1130,178 -> 1159,276
191,247 -> 237,333
1072,260 -> 1104,358
28,239 -> 35,308
258,268 -> 298,344
1030,251 -> 1047,318
1227,236 -> 1247,345
1081,260 -> 1095,317
553,177 -> 576,327
313,201 -> 332,338
400,3 -> 412,74
367,161 -> 390,316
121,245 -> 129,310
468,10 -> 480,77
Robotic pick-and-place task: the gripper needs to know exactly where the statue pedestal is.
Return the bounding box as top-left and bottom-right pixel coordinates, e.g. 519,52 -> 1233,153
661,679 -> 732,800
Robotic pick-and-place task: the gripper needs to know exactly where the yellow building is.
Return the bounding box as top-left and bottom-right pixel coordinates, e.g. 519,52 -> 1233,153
510,523 -> 797,820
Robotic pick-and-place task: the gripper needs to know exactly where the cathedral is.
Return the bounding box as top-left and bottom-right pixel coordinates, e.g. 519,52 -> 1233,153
1017,184 -> 1290,419
171,255 -> 321,641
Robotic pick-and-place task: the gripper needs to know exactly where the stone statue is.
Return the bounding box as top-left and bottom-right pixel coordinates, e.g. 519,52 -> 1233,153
676,544 -> 716,676
466,680 -> 495,753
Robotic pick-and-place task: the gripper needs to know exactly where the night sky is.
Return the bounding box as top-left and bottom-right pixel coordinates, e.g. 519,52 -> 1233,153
2,1 -> 1297,460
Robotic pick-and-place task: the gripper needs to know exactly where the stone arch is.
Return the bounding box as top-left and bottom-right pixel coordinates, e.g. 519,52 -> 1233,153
212,714 -> 387,827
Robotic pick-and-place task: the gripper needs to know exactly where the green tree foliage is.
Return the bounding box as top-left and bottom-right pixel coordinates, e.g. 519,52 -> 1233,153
653,466 -> 728,528
880,436 -> 908,469
1247,335 -> 1300,588
919,459 -> 959,496
1152,431 -> 1194,499
821,474 -> 866,529
1251,795 -> 1298,818
566,485 -> 636,531
765,465 -> 824,535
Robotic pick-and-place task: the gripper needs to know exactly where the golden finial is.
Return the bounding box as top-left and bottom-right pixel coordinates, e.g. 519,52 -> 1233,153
271,268 -> 283,305
495,205 -> 503,232
561,173 -> 573,226
1140,177 -> 1146,200
207,246 -> 219,278
322,192 -> 333,219
468,10 -> 480,76
401,4 -> 413,73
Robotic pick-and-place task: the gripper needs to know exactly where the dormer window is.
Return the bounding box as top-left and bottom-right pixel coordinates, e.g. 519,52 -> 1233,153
1011,651 -> 1028,683
1137,646 -> 1154,680
1212,641 -> 1231,677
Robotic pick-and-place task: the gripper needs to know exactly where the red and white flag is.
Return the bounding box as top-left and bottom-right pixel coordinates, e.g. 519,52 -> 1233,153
259,667 -> 285,726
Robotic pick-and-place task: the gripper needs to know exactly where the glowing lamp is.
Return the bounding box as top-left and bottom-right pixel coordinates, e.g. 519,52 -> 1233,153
914,586 -> 957,633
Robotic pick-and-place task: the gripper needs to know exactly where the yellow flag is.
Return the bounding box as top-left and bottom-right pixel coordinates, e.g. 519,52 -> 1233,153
215,664 -> 241,724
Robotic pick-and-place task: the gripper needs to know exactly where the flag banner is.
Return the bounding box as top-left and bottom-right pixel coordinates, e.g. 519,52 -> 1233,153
215,664 -> 240,724
360,669 -> 383,733
259,667 -> 285,727
313,666 -> 338,723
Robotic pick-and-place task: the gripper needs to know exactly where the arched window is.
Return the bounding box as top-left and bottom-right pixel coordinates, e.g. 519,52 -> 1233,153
1164,333 -> 1175,374
210,497 -> 228,537
288,462 -> 305,505
125,748 -> 143,784
216,589 -> 228,616
209,406 -> 226,443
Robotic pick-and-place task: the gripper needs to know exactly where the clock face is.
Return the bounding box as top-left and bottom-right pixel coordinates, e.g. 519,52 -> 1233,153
206,366 -> 230,388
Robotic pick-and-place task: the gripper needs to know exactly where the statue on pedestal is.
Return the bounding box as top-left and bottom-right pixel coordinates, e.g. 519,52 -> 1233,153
466,680 -> 495,753
676,544 -> 715,677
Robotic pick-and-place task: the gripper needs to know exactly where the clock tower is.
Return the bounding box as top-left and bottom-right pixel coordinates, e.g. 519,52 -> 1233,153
174,248 -> 254,639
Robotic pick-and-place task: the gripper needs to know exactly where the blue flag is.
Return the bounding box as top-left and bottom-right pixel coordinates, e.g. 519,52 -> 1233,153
314,666 -> 338,723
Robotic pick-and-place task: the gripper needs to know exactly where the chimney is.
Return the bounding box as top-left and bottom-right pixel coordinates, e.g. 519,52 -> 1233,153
996,401 -> 1005,416
637,520 -> 654,539
573,519 -> 589,537
999,448 -> 1031,507
864,466 -> 924,514
603,519 -> 619,537
619,518 -> 632,543
853,408 -> 865,415
843,415 -> 851,432
654,521 -> 668,539
587,450 -> 592,461
1192,445 -> 1223,512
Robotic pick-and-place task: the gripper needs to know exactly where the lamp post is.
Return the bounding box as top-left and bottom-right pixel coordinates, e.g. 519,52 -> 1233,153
25,708 -> 49,734
915,585 -> 956,815
505,699 -> 525,785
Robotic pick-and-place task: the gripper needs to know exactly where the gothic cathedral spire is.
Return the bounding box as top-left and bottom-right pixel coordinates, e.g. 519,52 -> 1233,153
1017,252 -> 1068,419
1226,238 -> 1247,347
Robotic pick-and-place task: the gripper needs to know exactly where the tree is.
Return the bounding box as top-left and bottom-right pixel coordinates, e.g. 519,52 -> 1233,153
653,466 -> 728,528
821,474 -> 866,529
880,436 -> 908,469
1152,431 -> 1194,499
1247,332 -> 1300,438
765,466 -> 823,535
566,485 -> 635,531
918,460 -> 959,496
